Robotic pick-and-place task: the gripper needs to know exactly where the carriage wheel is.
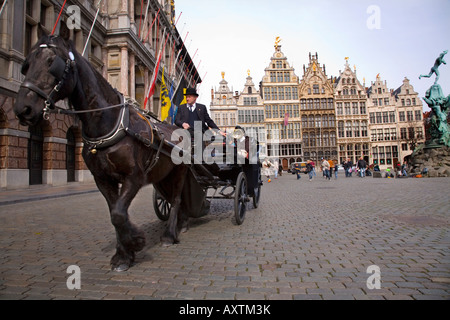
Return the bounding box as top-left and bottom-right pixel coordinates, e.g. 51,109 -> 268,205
253,170 -> 262,209
234,172 -> 248,225
153,189 -> 171,221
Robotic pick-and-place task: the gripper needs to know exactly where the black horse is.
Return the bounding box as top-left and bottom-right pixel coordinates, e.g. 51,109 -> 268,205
14,23 -> 194,271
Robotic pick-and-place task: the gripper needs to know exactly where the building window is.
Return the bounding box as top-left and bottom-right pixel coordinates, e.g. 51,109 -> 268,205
369,112 -> 375,124
354,121 -> 360,137
337,103 -> 343,115
399,111 -> 405,122
278,87 -> 285,100
361,121 -> 368,137
313,85 -> 319,94
284,72 -> 290,82
346,121 -> 352,138
400,127 -> 407,139
300,99 -> 306,110
338,121 -> 344,138
408,127 -> 415,140
415,110 -> 422,121
302,116 -> 308,128
407,111 -> 414,121
377,129 -> 383,141
360,102 -> 366,114
376,112 -> 382,124
345,103 -> 351,115
391,128 -> 397,140
389,111 -> 396,123
271,87 -> 278,100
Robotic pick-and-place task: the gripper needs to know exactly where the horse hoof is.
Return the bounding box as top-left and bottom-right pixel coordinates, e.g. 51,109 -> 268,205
161,241 -> 173,247
112,264 -> 130,272
181,226 -> 188,233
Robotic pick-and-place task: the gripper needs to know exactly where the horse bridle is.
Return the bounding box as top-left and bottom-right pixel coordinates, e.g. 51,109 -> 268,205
20,43 -> 76,120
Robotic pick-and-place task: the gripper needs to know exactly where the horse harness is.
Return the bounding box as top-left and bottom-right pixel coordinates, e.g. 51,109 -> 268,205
20,41 -> 165,174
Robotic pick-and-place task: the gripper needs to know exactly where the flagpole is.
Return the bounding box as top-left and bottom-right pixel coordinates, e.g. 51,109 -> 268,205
0,0 -> 8,19
82,0 -> 103,56
144,8 -> 160,43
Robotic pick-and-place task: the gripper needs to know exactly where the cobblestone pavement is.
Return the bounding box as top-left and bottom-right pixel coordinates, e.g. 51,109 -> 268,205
0,173 -> 449,300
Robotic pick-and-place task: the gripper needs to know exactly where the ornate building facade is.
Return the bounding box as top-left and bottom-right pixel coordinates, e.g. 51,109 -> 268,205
260,44 -> 301,169
299,52 -> 337,164
209,72 -> 238,134
393,77 -> 425,163
208,40 -> 426,173
0,0 -> 200,189
334,58 -> 370,164
367,76 -> 402,169
236,71 -> 266,158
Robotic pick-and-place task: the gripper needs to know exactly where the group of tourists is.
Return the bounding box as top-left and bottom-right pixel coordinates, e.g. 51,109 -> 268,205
262,156 -> 410,182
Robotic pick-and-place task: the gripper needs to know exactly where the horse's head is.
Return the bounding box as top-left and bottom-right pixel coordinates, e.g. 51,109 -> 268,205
14,22 -> 78,126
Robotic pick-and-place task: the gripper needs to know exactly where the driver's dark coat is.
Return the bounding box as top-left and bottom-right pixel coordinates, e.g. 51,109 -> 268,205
174,103 -> 219,133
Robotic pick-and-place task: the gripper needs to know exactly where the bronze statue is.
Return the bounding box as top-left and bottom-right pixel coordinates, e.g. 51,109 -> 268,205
419,50 -> 448,84
419,50 -> 450,147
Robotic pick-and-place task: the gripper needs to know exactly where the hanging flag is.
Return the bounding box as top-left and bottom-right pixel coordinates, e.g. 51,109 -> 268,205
284,112 -> 289,126
170,77 -> 187,124
160,67 -> 171,121
143,41 -> 163,110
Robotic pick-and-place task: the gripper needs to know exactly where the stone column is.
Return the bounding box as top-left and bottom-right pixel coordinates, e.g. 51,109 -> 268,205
120,46 -> 129,96
129,52 -> 135,100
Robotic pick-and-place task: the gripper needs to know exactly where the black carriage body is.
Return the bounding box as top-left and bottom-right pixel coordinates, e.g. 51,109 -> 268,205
153,131 -> 262,224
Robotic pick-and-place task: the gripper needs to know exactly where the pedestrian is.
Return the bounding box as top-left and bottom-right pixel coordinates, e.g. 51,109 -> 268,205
402,161 -> 408,177
273,159 -> 279,179
279,163 -> 283,176
321,158 -> 331,180
346,158 -> 354,177
357,157 -> 367,178
334,163 -> 338,179
311,160 -> 316,176
262,158 -> 273,182
294,163 -> 301,180
328,159 -> 334,178
306,160 -> 314,181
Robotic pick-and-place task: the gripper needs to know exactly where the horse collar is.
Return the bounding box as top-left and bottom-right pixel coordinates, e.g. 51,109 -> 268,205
82,102 -> 130,153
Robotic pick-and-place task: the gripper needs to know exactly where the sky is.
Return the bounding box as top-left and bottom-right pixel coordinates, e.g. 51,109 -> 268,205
175,0 -> 450,111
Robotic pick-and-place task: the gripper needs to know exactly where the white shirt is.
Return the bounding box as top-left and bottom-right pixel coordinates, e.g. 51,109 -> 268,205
188,103 -> 196,112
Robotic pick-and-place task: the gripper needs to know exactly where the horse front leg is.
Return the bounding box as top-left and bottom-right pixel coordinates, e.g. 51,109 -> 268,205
109,180 -> 146,271
161,165 -> 188,246
96,176 -> 145,271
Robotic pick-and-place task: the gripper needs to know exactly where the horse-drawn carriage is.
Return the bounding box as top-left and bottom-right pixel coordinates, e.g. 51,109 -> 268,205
13,22 -> 262,271
153,128 -> 262,225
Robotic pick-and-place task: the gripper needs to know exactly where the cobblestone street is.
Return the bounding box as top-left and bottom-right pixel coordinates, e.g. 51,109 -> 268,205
0,173 -> 449,300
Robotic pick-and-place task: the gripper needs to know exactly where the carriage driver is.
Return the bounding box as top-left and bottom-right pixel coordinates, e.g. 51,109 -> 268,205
174,87 -> 226,138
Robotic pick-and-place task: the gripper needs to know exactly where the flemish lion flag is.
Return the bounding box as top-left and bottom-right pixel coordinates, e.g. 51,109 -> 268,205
160,67 -> 171,121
